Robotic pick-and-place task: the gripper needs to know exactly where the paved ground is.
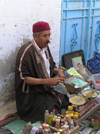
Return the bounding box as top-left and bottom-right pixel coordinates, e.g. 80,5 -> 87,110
0,101 -> 17,120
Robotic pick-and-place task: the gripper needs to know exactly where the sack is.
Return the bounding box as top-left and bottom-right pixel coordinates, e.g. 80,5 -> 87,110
87,52 -> 100,74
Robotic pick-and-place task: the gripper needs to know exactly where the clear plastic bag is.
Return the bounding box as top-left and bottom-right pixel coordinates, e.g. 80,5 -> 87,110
53,83 -> 67,95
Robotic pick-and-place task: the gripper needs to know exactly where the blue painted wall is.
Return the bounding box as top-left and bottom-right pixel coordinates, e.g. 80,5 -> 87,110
60,0 -> 100,64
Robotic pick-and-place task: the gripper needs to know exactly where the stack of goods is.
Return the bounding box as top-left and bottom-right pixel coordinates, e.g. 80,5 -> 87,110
27,106 -> 79,134
22,107 -> 81,134
42,107 -> 80,134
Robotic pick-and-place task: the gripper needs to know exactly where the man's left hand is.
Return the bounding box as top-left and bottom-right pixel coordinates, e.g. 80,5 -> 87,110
58,71 -> 65,78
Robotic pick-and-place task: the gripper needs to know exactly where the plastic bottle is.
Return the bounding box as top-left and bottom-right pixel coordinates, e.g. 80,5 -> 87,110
91,119 -> 94,126
55,117 -> 60,129
44,110 -> 49,124
49,112 -> 53,125
52,117 -> 55,127
52,110 -> 55,116
94,118 -> 99,130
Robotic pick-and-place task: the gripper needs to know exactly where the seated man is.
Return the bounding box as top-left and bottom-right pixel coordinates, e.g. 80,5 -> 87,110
15,21 -> 69,123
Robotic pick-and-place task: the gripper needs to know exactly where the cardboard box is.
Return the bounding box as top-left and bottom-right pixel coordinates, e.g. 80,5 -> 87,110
64,76 -> 91,93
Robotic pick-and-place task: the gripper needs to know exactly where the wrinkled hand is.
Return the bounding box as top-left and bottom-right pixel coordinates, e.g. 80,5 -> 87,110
47,78 -> 65,85
57,71 -> 65,78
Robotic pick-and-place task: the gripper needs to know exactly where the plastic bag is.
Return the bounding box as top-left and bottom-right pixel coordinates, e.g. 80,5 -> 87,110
71,78 -> 88,88
0,129 -> 13,134
53,83 -> 67,95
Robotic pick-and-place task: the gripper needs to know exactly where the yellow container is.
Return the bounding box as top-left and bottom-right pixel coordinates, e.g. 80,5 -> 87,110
66,111 -> 69,114
68,106 -> 73,111
74,112 -> 79,117
65,114 -> 71,121
69,113 -> 73,118
73,114 -> 79,122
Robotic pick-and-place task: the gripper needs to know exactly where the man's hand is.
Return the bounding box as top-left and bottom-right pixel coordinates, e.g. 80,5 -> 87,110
57,71 -> 65,78
46,77 -> 65,85
53,68 -> 66,78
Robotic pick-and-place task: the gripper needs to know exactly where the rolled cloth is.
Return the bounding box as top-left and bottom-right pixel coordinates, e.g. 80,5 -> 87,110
32,21 -> 50,33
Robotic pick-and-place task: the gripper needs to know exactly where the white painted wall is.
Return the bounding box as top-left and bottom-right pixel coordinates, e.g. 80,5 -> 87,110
0,0 -> 62,107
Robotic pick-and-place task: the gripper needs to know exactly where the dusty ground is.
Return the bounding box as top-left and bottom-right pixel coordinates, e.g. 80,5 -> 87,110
0,101 -> 17,120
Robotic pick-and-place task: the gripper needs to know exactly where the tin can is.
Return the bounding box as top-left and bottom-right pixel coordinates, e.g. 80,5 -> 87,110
65,114 -> 71,121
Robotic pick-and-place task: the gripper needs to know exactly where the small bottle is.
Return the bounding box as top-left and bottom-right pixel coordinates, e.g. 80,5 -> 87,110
52,110 -> 56,116
37,126 -> 43,134
55,117 -> 60,128
60,117 -> 64,125
49,112 -> 53,125
44,110 -> 49,124
52,117 -> 55,127
44,124 -> 51,134
91,118 -> 95,131
94,118 -> 99,130
69,119 -> 74,125
91,119 -> 94,127
69,123 -> 74,129
65,114 -> 71,121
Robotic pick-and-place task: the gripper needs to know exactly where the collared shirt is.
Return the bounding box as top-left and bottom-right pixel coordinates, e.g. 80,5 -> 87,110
34,41 -> 50,77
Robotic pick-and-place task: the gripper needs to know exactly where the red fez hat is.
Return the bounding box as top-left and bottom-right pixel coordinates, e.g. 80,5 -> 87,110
32,21 -> 50,33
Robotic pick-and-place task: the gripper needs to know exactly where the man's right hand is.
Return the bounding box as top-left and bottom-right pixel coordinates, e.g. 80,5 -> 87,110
46,78 -> 65,85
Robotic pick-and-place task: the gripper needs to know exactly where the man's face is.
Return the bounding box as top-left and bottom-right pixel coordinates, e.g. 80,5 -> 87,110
34,30 -> 51,49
